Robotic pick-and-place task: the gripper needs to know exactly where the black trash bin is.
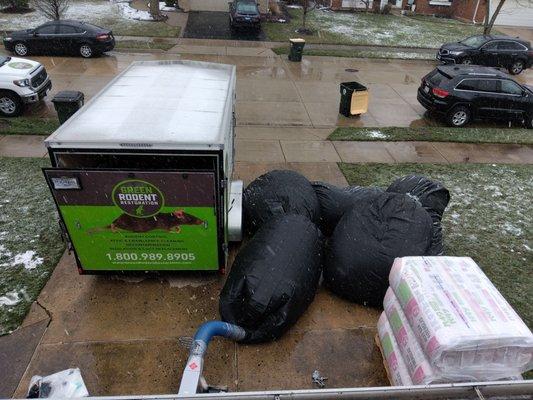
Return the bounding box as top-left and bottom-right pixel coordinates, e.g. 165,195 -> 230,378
288,38 -> 306,62
339,82 -> 368,117
52,91 -> 84,124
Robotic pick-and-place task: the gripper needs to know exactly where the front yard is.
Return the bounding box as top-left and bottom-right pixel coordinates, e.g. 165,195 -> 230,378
0,157 -> 64,335
340,163 -> 533,329
265,9 -> 489,48
0,0 -> 180,37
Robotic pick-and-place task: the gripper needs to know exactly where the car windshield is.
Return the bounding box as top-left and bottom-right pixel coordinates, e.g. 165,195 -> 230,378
236,2 -> 257,13
460,35 -> 488,47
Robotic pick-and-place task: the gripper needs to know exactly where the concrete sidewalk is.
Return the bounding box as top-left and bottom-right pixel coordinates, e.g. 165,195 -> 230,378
1,133 -> 532,165
0,134 -> 533,164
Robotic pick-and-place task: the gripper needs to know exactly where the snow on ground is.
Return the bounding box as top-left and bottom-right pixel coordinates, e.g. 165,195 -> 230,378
0,290 -> 24,306
0,0 -> 152,30
365,130 -> 388,139
13,250 -> 44,270
309,10 -> 482,48
0,158 -> 64,335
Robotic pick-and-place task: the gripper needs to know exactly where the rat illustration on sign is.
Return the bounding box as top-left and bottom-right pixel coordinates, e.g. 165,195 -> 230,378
87,209 -> 208,234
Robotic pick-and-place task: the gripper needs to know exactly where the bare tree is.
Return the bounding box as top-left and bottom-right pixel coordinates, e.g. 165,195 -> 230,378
484,0 -> 533,34
300,0 -> 316,32
34,0 -> 69,20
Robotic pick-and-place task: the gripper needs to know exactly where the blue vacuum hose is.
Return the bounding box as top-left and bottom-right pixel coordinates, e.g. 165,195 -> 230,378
192,321 -> 246,356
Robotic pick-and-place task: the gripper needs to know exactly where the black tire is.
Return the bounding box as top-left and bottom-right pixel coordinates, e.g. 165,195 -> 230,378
447,105 -> 471,128
508,59 -> 525,75
525,114 -> 533,129
0,91 -> 24,117
13,41 -> 30,57
461,57 -> 473,65
79,43 -> 94,58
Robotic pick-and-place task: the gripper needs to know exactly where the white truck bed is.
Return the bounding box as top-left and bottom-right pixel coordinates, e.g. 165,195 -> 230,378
45,60 -> 236,150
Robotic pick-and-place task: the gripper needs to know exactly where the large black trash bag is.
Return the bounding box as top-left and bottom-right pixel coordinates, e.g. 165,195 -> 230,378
386,175 -> 451,255
220,214 -> 324,343
324,192 -> 433,307
312,181 -> 384,236
243,170 -> 321,236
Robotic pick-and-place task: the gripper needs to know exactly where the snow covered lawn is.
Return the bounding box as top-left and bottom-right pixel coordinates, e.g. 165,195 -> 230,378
0,0 -> 180,37
265,9 -> 489,48
340,163 -> 533,328
0,157 -> 64,335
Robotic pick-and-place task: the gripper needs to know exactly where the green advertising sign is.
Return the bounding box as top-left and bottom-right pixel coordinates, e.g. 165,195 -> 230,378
45,170 -> 219,271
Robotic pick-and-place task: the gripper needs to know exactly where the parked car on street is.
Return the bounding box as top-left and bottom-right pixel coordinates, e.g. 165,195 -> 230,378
418,65 -> 533,128
437,35 -> 533,75
3,20 -> 115,59
229,0 -> 261,31
0,55 -> 51,117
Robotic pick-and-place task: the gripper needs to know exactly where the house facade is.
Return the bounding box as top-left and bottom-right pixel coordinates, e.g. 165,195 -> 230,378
400,0 -> 487,24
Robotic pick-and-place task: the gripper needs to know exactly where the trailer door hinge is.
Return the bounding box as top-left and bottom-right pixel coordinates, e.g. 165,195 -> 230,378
221,179 -> 227,189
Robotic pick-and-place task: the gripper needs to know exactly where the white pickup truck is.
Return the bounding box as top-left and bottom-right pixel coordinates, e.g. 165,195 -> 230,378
0,55 -> 52,117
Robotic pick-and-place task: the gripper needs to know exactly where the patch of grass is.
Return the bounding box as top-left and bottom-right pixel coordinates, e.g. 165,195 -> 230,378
272,46 -> 434,60
115,39 -> 175,51
339,163 -> 533,329
329,127 -> 533,145
100,19 -> 181,38
0,118 -> 59,136
0,157 -> 65,335
264,9 -> 486,48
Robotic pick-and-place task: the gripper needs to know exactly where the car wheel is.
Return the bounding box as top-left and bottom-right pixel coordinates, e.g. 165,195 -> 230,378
508,60 -> 524,75
79,44 -> 93,58
447,106 -> 471,128
0,91 -> 24,117
461,57 -> 473,65
13,42 -> 29,57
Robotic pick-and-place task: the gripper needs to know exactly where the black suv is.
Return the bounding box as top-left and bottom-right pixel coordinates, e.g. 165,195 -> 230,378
437,35 -> 533,75
3,20 -> 115,58
418,65 -> 533,128
229,0 -> 261,30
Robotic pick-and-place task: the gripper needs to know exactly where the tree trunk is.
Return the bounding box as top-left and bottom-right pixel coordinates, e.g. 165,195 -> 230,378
150,0 -> 160,19
484,0 -> 506,34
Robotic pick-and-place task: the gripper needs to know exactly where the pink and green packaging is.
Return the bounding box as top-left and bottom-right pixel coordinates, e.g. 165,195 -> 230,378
377,312 -> 413,386
389,256 -> 533,380
383,288 -> 442,384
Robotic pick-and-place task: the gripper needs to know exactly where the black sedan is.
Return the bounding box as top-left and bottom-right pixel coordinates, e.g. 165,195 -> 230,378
436,35 -> 533,75
3,20 -> 115,58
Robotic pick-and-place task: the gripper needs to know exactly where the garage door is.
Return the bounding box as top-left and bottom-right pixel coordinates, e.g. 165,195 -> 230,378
491,0 -> 533,27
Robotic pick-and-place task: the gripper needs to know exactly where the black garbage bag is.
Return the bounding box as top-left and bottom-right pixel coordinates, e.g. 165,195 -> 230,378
324,192 -> 433,307
243,170 -> 321,236
312,181 -> 384,236
220,214 -> 324,343
386,175 -> 451,255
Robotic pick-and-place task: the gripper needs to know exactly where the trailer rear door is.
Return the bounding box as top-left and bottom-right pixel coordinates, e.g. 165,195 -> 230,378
43,169 -> 219,272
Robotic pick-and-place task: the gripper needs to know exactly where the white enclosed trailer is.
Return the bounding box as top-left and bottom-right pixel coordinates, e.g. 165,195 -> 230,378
43,60 -> 241,274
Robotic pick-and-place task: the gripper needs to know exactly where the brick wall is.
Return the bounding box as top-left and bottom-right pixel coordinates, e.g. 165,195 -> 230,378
452,0 -> 487,24
401,0 -> 487,24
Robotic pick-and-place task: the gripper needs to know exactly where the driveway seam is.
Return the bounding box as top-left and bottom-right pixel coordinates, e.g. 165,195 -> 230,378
280,57 -> 315,128
388,84 -> 422,115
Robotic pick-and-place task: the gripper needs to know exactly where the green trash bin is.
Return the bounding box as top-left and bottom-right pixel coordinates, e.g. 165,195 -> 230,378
52,91 -> 85,125
288,38 -> 306,62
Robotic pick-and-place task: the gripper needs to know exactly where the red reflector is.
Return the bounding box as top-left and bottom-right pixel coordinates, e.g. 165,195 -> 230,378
96,34 -> 110,41
432,87 -> 449,98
